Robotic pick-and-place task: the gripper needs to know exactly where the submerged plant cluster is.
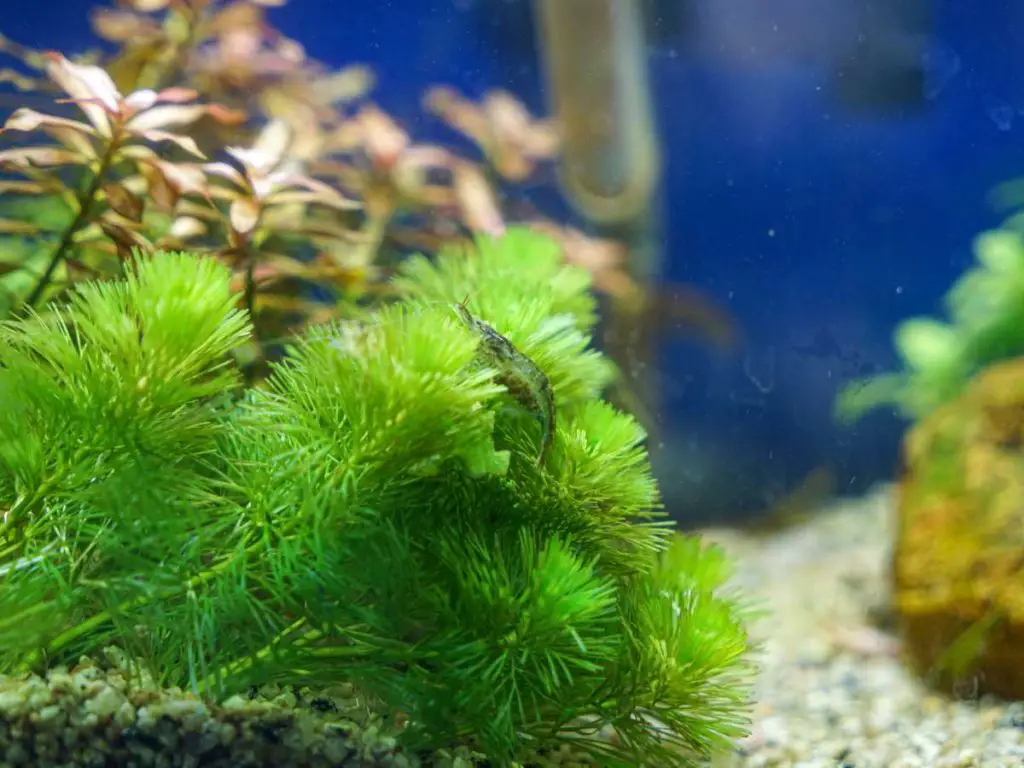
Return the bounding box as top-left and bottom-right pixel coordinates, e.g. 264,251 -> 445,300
0,229 -> 754,766
0,0 -> 643,368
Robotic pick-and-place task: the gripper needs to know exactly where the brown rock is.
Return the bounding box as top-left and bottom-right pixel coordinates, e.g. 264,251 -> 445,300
893,358 -> 1024,699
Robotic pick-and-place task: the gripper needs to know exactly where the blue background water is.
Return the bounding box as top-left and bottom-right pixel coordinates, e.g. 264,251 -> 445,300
5,0 -> 1024,520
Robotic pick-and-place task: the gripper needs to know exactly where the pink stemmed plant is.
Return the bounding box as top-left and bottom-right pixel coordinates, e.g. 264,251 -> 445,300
0,52 -> 242,306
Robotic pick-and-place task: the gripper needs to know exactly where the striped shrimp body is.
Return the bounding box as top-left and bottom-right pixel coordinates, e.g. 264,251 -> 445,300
453,299 -> 555,467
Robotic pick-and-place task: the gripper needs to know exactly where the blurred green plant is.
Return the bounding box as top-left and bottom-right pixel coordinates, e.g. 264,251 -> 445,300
0,228 -> 754,766
837,227 -> 1024,422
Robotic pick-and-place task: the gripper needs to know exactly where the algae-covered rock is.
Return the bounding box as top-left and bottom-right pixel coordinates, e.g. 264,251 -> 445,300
894,358 -> 1024,699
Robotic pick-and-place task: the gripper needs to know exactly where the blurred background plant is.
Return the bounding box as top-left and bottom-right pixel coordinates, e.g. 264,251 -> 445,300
0,0 -> 732,387
836,225 -> 1024,422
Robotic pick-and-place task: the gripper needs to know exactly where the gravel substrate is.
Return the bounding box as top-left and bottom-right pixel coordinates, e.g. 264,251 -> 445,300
0,651 -> 447,768
701,483 -> 1024,768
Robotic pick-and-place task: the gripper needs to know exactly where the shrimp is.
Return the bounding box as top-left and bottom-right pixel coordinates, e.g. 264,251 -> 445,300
454,298 -> 555,466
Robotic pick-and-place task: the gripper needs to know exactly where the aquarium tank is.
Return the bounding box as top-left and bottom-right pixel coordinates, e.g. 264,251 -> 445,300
0,1 -> 1021,766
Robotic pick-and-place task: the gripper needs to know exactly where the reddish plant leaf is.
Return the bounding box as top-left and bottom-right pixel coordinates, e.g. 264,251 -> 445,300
265,178 -> 361,210
102,183 -> 145,222
310,65 -> 375,106
0,220 -> 41,234
176,200 -> 223,222
262,189 -> 338,208
451,161 -> 505,237
64,257 -> 104,280
485,90 -> 560,154
167,216 -> 207,241
43,52 -> 121,135
118,145 -> 159,161
0,180 -> 49,195
0,146 -> 83,168
153,87 -> 200,103
274,221 -> 361,242
227,119 -> 292,176
357,106 -> 410,169
126,104 -> 208,133
2,108 -> 97,137
133,130 -> 206,158
123,89 -> 161,112
208,2 -> 263,34
142,159 -> 210,197
203,161 -> 248,188
391,147 -> 458,208
1,108 -> 98,157
99,208 -> 149,231
207,185 -> 246,202
140,169 -> 177,210
229,197 -> 262,235
97,212 -> 153,260
527,220 -> 636,300
127,0 -> 172,12
203,103 -> 248,126
322,121 -> 365,154
425,86 -> 559,181
90,9 -> 162,43
0,68 -> 41,91
424,86 -> 490,148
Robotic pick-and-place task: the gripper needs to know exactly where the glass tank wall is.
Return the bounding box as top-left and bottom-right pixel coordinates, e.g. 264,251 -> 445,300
0,1 -> 1022,766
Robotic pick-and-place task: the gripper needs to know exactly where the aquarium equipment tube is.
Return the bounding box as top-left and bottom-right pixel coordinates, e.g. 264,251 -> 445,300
534,0 -> 661,227
534,0 -> 665,427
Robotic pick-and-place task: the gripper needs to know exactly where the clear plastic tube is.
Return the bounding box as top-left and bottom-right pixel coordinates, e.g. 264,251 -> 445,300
535,0 -> 660,225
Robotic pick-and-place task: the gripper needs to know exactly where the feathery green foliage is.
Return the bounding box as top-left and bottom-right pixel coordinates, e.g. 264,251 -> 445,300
837,227 -> 1024,422
0,227 -> 754,766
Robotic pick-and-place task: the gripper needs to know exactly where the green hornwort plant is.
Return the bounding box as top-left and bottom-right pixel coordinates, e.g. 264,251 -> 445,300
0,228 -> 755,766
